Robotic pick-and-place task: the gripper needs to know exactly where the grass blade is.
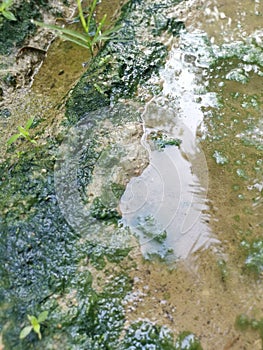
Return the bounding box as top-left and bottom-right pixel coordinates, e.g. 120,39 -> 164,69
18,126 -> 29,137
19,326 -> 32,339
93,14 -> 107,42
33,21 -> 89,43
30,139 -> 37,144
60,34 -> 92,50
25,117 -> 34,130
77,0 -> 87,32
92,24 -> 123,44
7,133 -> 20,145
102,24 -> 123,36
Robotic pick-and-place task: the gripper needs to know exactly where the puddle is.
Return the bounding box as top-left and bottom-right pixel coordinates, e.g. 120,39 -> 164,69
120,75 -> 217,260
120,29 -> 224,261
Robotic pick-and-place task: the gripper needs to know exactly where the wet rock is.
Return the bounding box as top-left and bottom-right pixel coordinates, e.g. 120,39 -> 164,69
0,0 -> 187,349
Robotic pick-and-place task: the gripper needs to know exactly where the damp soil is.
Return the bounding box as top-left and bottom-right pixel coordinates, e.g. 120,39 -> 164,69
0,0 -> 263,349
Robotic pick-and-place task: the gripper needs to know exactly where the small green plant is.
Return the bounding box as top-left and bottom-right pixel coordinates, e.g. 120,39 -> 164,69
20,311 -> 48,340
33,0 -> 122,57
7,117 -> 37,145
0,0 -> 16,21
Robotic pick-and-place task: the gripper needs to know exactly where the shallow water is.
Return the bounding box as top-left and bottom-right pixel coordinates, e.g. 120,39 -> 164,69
120,0 -> 263,348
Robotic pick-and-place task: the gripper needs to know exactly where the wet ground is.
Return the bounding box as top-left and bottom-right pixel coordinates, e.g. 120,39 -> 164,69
0,0 -> 262,349
120,0 -> 263,348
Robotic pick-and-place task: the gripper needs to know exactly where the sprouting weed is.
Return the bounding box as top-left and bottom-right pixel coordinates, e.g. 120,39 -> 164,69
7,117 -> 37,145
33,0 -> 122,57
0,0 -> 16,21
20,311 -> 48,340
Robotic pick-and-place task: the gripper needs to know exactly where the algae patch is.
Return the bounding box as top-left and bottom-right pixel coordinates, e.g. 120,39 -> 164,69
0,146 -> 133,350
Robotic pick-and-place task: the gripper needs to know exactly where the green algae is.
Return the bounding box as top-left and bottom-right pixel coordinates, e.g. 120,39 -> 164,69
149,131 -> 182,151
121,320 -> 176,350
213,39 -> 263,68
241,239 -> 263,276
120,322 -> 203,350
213,150 -> 228,165
111,182 -> 126,200
65,37 -> 167,123
236,314 -> 263,346
174,331 -> 203,350
0,145 -> 134,349
137,215 -> 167,244
0,117 -> 134,349
1,182 -> 80,348
54,103 -> 144,249
90,196 -> 121,221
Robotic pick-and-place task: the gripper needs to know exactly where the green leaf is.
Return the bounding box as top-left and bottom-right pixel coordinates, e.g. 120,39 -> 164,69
3,10 -> 16,21
25,117 -> 34,130
77,0 -> 87,32
33,322 -> 40,334
19,326 -> 32,339
32,323 -> 42,340
28,315 -> 39,328
37,311 -> 48,323
7,133 -> 20,145
33,21 -> 89,43
60,34 -> 91,50
3,0 -> 13,6
0,0 -> 12,11
17,126 -> 29,138
93,14 -> 107,43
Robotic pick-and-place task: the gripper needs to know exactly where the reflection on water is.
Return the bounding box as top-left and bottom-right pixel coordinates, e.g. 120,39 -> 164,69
120,106 -> 216,260
120,31 -> 219,260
